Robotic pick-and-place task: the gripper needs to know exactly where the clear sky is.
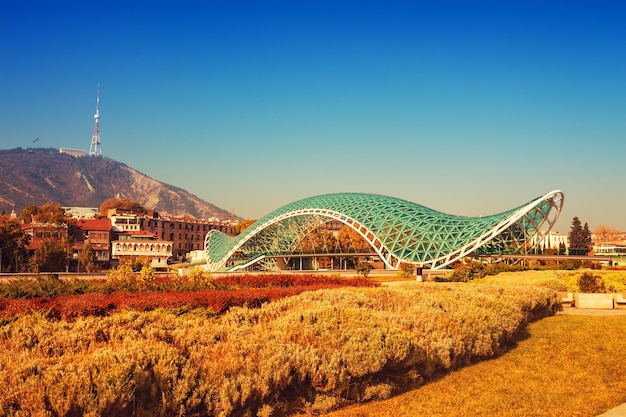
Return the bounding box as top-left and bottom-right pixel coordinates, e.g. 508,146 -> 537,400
1,1 -> 624,233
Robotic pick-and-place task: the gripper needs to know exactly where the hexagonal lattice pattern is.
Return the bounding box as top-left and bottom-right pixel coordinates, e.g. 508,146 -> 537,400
205,190 -> 564,271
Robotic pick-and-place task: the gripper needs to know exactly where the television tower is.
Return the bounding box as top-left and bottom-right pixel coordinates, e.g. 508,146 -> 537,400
89,84 -> 102,156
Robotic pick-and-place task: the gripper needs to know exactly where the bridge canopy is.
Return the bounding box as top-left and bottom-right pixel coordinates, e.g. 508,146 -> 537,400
204,190 -> 564,272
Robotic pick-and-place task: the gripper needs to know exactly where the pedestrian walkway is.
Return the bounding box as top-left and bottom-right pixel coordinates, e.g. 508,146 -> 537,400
597,402 -> 626,417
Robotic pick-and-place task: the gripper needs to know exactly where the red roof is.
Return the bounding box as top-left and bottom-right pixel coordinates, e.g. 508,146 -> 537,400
76,218 -> 112,231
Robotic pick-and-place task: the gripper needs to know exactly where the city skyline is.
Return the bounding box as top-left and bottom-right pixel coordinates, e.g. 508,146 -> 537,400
1,1 -> 625,233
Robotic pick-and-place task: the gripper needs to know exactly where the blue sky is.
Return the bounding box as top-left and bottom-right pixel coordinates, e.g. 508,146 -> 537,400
1,1 -> 625,232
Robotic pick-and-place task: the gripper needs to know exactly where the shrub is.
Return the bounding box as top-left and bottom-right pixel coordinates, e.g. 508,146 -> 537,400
356,261 -> 373,278
449,261 -> 486,282
397,263 -> 415,279
578,272 -> 606,293
185,266 -> 214,290
0,276 -> 380,321
0,283 -> 559,417
0,275 -> 91,299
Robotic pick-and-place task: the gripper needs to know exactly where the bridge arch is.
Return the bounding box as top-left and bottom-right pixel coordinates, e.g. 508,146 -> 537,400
204,190 -> 564,272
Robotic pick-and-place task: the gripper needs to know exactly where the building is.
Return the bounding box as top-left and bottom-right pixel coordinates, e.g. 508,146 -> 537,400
71,218 -> 113,270
111,230 -> 173,270
104,209 -> 237,262
22,222 -> 69,253
530,231 -> 569,254
63,207 -> 99,219
593,231 -> 626,266
59,148 -> 87,158
139,213 -> 237,261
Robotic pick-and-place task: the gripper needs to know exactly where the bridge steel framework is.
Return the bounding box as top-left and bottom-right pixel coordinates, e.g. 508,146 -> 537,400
204,190 -> 564,272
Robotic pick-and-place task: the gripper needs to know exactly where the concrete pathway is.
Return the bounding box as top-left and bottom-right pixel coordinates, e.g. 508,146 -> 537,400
597,402 -> 626,417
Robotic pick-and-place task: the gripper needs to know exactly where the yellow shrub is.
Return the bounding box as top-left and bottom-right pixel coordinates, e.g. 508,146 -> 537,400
0,282 -> 559,416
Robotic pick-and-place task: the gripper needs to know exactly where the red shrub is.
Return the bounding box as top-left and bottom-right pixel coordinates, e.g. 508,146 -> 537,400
213,273 -> 378,289
0,275 -> 378,321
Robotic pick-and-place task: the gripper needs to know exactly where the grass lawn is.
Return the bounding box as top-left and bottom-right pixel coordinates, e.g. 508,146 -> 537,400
323,314 -> 626,417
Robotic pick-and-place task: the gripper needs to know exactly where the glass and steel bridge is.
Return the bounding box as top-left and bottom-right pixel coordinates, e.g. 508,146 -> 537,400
204,190 -> 564,272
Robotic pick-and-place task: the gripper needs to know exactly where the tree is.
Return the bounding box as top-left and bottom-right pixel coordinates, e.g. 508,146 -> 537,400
568,216 -> 591,256
0,215 -> 30,272
582,222 -> 592,254
78,241 -> 96,272
29,238 -> 71,272
37,202 -> 67,225
593,224 -> 619,246
299,227 -> 338,253
235,219 -> 256,234
19,204 -> 40,223
337,226 -> 370,252
297,227 -> 339,269
99,197 -> 146,215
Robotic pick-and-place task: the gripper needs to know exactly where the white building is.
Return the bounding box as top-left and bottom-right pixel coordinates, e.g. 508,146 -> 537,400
112,237 -> 173,269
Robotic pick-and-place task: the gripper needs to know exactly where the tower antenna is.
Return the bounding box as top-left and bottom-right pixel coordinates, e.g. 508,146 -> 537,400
89,84 -> 102,156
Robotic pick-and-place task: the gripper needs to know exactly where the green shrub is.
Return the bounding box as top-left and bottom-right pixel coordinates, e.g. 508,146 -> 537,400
397,264 -> 415,279
449,261 -> 486,282
0,275 -> 91,299
356,261 -> 373,278
578,272 -> 606,293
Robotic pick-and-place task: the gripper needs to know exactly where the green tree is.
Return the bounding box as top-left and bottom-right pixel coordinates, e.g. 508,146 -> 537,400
355,259 -> 373,277
19,204 -> 40,223
578,272 -> 605,293
568,216 -> 591,256
30,239 -> 71,272
583,222 -> 592,253
0,215 -> 31,272
78,241 -> 97,272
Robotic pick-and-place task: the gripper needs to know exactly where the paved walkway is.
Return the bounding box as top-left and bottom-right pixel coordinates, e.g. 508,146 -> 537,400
558,307 -> 626,315
597,402 -> 626,417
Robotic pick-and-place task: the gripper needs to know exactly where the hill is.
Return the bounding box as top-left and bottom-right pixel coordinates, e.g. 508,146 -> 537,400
0,148 -> 237,220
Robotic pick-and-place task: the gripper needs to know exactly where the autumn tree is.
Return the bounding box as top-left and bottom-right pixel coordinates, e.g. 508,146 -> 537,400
568,216 -> 592,256
0,215 -> 30,272
593,224 -> 620,246
298,227 -> 339,269
235,219 -> 256,234
37,202 -> 68,224
99,197 -> 146,215
337,226 -> 373,270
337,226 -> 370,252
299,227 -> 339,253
